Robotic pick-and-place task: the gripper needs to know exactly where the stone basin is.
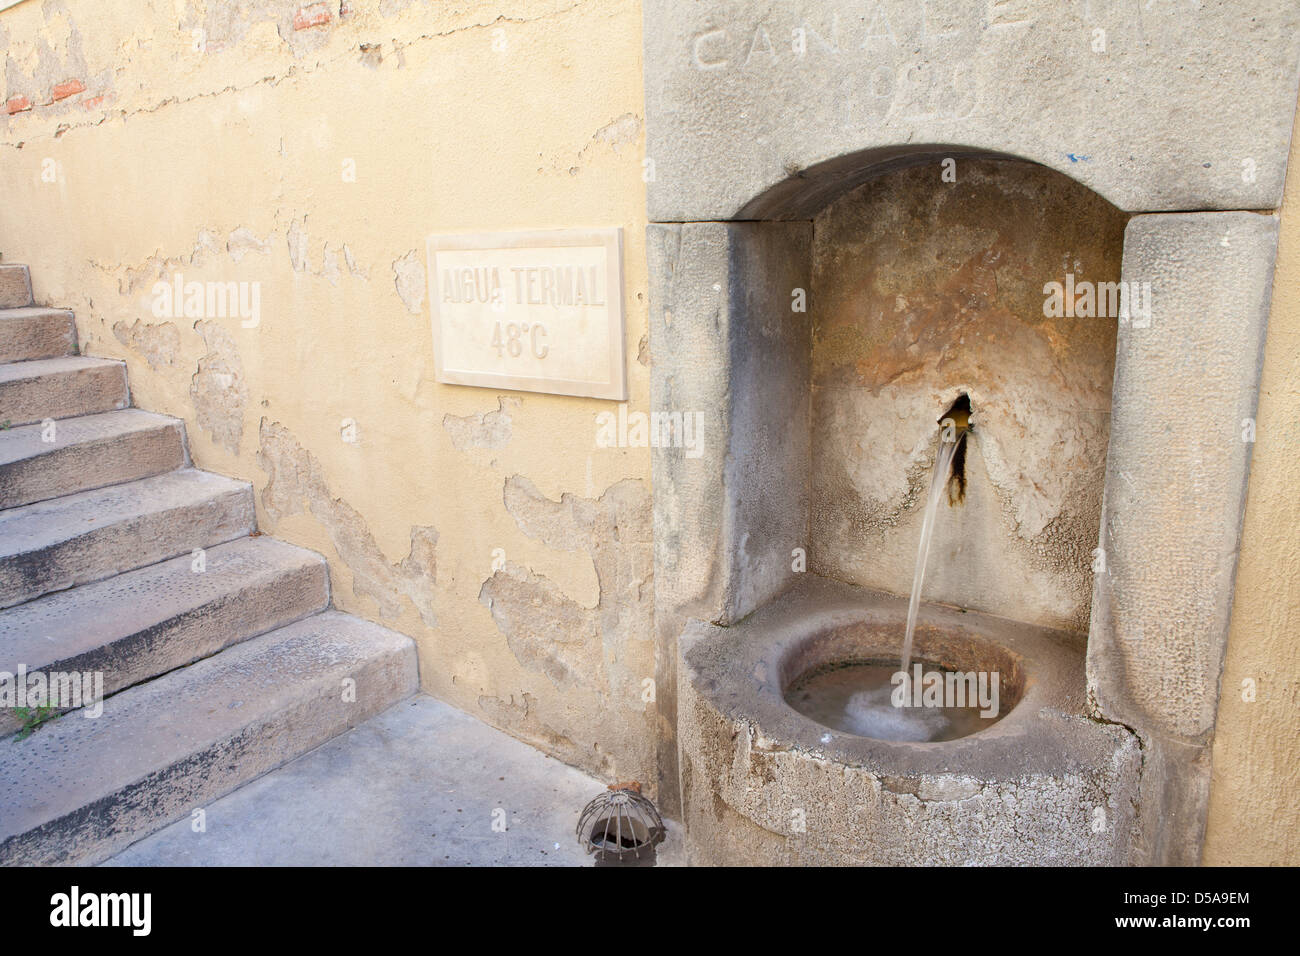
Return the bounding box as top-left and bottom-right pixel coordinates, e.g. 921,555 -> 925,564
677,574 -> 1143,865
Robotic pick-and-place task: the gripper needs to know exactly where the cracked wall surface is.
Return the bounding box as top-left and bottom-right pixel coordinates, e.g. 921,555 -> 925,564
443,396 -> 517,452
259,417 -> 439,627
478,475 -> 655,782
112,318 -> 180,370
0,0 -> 655,792
191,319 -> 248,454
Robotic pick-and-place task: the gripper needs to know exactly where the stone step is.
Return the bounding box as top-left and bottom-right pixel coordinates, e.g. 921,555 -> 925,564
0,468 -> 254,609
0,307 -> 76,363
0,356 -> 128,427
0,610 -> 418,865
0,409 -> 186,510
0,537 -> 330,734
0,264 -> 32,309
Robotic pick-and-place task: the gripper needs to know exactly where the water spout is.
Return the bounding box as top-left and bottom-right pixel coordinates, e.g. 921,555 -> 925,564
900,397 -> 971,677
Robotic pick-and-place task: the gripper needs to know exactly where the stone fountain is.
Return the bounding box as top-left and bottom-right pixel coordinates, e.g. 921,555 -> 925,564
642,0 -> 1296,866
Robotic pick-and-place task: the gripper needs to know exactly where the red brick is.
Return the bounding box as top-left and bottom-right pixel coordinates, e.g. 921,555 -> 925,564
51,79 -> 85,102
293,3 -> 332,30
5,95 -> 31,115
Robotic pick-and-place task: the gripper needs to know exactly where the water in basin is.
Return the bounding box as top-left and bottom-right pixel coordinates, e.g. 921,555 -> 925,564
785,662 -> 990,742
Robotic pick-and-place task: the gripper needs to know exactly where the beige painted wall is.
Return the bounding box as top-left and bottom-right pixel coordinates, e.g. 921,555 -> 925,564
1203,103 -> 1300,867
0,0 -> 657,789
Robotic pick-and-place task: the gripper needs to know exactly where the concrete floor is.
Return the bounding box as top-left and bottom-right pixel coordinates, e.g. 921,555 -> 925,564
104,693 -> 684,867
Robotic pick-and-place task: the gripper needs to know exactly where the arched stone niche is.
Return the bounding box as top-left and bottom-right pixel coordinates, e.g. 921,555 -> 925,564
644,1 -> 1296,866
808,159 -> 1127,636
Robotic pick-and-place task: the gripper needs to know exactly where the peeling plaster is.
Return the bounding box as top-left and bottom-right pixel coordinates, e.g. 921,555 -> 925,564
342,243 -> 367,278
1,0 -> 654,800
287,217 -> 309,273
89,226 -> 271,300
0,0 -> 99,120
257,418 -> 438,627
226,227 -> 270,262
393,249 -> 424,315
550,111 -> 644,176
320,243 -> 341,286
190,319 -> 247,454
284,217 -> 365,284
112,318 -> 180,371
442,396 -> 518,452
481,563 -> 599,691
2,0 -> 593,147
478,475 -> 652,700
584,112 -> 641,156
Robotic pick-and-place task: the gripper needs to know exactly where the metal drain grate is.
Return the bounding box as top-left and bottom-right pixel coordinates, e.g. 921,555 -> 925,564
576,782 -> 665,864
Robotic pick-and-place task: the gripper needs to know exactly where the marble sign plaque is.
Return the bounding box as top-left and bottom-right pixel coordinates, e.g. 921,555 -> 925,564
427,228 -> 626,400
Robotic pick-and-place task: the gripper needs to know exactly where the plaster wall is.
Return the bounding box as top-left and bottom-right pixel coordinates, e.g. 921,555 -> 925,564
0,0 -> 658,790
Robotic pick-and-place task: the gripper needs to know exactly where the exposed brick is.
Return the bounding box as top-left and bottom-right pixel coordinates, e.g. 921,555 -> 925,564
5,95 -> 31,115
83,94 -> 111,111
293,3 -> 332,30
51,79 -> 85,102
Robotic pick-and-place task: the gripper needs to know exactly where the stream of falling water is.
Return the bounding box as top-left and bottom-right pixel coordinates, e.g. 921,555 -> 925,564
899,429 -> 964,678
784,409 -> 981,742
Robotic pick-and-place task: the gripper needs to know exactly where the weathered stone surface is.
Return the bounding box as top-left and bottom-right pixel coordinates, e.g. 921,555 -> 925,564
642,0 -> 1300,220
0,409 -> 186,508
0,610 -> 417,866
105,693 -> 687,867
1087,211 -> 1278,865
648,220 -> 811,813
0,468 -> 254,608
649,221 -> 811,629
0,356 -> 128,426
679,576 -> 1142,865
0,537 -> 329,735
643,2 -> 1296,862
810,159 -> 1128,633
0,307 -> 75,363
0,264 -> 33,310
649,201 -> 1280,860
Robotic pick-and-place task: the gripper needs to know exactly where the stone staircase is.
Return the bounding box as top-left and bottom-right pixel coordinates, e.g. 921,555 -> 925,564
0,261 -> 419,865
